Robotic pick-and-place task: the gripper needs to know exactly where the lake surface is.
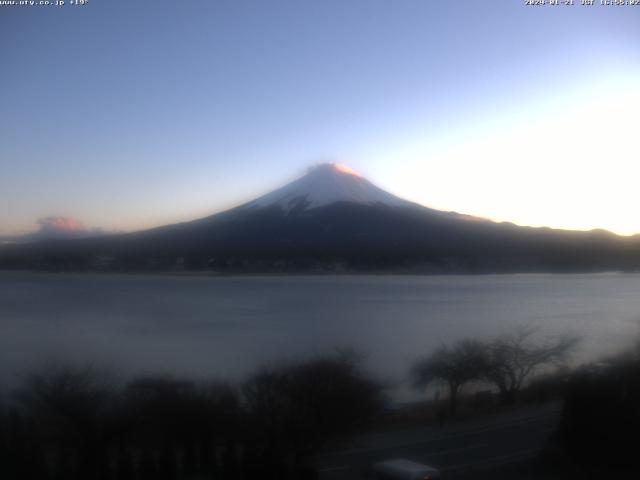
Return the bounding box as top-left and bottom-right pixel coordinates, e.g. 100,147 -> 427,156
1,272 -> 639,398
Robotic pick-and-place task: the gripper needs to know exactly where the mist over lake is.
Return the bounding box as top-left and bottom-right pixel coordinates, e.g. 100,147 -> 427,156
2,271 -> 639,398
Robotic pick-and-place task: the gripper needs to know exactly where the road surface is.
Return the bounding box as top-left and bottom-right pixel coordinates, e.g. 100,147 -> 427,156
313,402 -> 562,479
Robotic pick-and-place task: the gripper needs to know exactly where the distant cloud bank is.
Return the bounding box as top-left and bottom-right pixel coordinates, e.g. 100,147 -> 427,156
37,216 -> 87,235
1,216 -> 108,244
33,216 -> 106,240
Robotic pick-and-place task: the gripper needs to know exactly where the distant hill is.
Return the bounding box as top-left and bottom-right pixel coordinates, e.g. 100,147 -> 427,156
2,163 -> 640,273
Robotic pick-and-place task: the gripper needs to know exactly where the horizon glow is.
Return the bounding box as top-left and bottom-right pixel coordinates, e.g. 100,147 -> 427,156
377,72 -> 640,236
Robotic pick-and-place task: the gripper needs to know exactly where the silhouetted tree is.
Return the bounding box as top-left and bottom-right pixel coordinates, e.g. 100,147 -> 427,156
411,339 -> 487,416
547,343 -> 640,477
120,375 -> 238,478
242,352 -> 383,478
482,326 -> 579,404
13,365 -> 116,479
1,353 -> 383,480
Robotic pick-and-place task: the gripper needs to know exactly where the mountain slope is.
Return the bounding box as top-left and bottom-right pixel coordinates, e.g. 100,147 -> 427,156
2,164 -> 640,273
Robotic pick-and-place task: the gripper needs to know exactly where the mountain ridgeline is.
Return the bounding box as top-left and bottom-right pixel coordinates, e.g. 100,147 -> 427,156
2,164 -> 640,273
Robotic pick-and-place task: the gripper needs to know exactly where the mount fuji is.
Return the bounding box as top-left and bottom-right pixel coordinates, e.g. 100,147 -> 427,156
1,163 -> 639,272
236,163 -> 481,223
243,163 -> 413,212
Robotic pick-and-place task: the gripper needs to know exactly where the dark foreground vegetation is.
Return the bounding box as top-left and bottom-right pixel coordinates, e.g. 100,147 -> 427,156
404,331 -> 640,479
409,329 -> 640,477
3,331 -> 640,480
538,342 -> 640,478
0,352 -> 383,480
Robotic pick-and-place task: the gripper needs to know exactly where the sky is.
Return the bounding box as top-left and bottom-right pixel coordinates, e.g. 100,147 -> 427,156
1,0 -> 639,236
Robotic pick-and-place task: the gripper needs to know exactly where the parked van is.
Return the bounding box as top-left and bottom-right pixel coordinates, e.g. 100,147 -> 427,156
372,459 -> 441,480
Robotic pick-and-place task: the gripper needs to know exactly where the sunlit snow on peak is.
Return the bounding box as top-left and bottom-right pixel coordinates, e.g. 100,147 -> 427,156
333,163 -> 361,177
244,163 -> 412,213
307,163 -> 361,177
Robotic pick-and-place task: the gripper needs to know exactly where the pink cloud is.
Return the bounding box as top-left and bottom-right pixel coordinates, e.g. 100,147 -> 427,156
37,216 -> 86,234
31,216 -> 104,240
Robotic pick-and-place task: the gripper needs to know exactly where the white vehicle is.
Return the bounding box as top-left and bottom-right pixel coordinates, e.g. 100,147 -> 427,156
372,459 -> 441,480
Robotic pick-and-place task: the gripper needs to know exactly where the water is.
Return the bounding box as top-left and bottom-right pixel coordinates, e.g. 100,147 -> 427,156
1,271 -> 639,398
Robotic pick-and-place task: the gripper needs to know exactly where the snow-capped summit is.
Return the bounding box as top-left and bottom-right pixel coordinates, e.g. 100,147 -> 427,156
243,163 -> 412,213
3,162 -> 635,274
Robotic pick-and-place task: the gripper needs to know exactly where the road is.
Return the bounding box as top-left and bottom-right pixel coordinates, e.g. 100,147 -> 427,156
313,401 -> 562,479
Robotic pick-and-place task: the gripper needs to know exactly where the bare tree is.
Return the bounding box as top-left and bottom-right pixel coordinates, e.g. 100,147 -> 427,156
483,326 -> 579,404
411,339 -> 487,417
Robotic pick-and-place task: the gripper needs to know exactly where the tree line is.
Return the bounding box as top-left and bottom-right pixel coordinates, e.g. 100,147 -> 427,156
411,326 -> 579,416
0,351 -> 383,480
0,327 -> 580,479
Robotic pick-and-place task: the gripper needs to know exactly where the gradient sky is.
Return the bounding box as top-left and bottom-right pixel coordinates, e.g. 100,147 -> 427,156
1,0 -> 639,236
